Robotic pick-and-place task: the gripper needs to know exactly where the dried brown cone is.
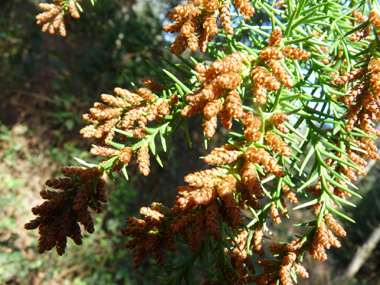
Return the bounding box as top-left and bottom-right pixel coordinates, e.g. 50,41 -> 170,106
217,176 -> 236,200
264,131 -> 292,157
201,84 -> 224,101
260,46 -> 283,62
79,167 -> 101,181
204,99 -> 223,119
325,213 -> 346,237
268,60 -> 294,87
137,144 -> 150,176
145,232 -> 161,253
90,104 -> 123,121
141,207 -> 163,230
101,94 -> 128,108
141,78 -> 165,91
133,128 -> 147,139
217,72 -> 242,89
268,28 -> 282,46
202,116 -> 217,138
90,146 -> 120,157
181,18 -> 199,38
172,4 -> 202,19
269,112 -> 287,127
204,144 -> 242,165
170,93 -> 179,105
369,11 -> 380,28
244,147 -> 285,177
68,1 -> 80,19
220,0 -> 234,35
253,226 -> 265,255
294,263 -> 309,279
39,189 -> 58,200
171,34 -> 187,55
279,252 -> 297,285
251,66 -> 280,91
222,196 -> 245,228
225,90 -> 244,119
343,80 -> 367,106
162,229 -> 176,252
119,147 -> 133,164
45,178 -> 76,191
61,166 -> 87,177
368,56 -> 380,74
114,87 -> 141,105
270,202 -> 281,224
184,168 -> 226,188
234,0 -> 255,20
36,3 -> 66,36
353,10 -> 366,23
282,184 -> 298,204
205,202 -> 222,241
253,84 -> 267,105
187,34 -> 199,52
181,100 -> 207,117
349,26 -> 372,42
170,214 -> 196,234
133,245 -> 147,269
203,14 -> 218,37
204,0 -> 219,12
240,162 -> 263,199
163,20 -> 184,33
334,68 -> 367,86
190,213 -> 206,252
238,194 -> 258,214
282,46 -> 311,60
211,54 -> 245,74
190,187 -> 217,205
220,108 -> 233,130
138,88 -> 155,102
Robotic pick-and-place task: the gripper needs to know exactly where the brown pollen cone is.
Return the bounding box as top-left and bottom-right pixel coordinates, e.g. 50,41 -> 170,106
205,202 -> 222,241
141,78 -> 165,91
268,28 -> 282,46
220,0 -> 234,35
264,131 -> 292,157
119,147 -> 133,164
137,144 -> 150,176
259,46 -> 283,62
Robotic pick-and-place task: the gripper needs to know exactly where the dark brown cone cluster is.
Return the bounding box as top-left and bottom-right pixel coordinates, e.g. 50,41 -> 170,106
246,237 -> 310,285
250,28 -> 310,104
80,87 -> 172,144
309,223 -> 341,261
269,112 -> 289,134
36,1 -> 81,36
24,167 -> 106,256
333,57 -> 380,163
220,230 -> 258,284
244,146 -> 285,177
121,203 -> 174,269
164,0 -> 255,54
90,145 -> 142,174
243,111 -> 262,142
264,131 -> 292,157
141,78 -> 165,91
182,52 -> 253,137
369,10 -> 380,28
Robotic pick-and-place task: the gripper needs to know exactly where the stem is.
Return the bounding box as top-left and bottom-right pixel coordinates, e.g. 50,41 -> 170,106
272,86 -> 284,112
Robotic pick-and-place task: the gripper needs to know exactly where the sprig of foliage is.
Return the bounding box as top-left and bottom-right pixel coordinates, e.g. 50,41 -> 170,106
25,0 -> 380,284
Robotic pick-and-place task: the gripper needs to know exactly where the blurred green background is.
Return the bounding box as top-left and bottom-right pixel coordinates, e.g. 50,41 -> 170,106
1,0 -> 380,284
